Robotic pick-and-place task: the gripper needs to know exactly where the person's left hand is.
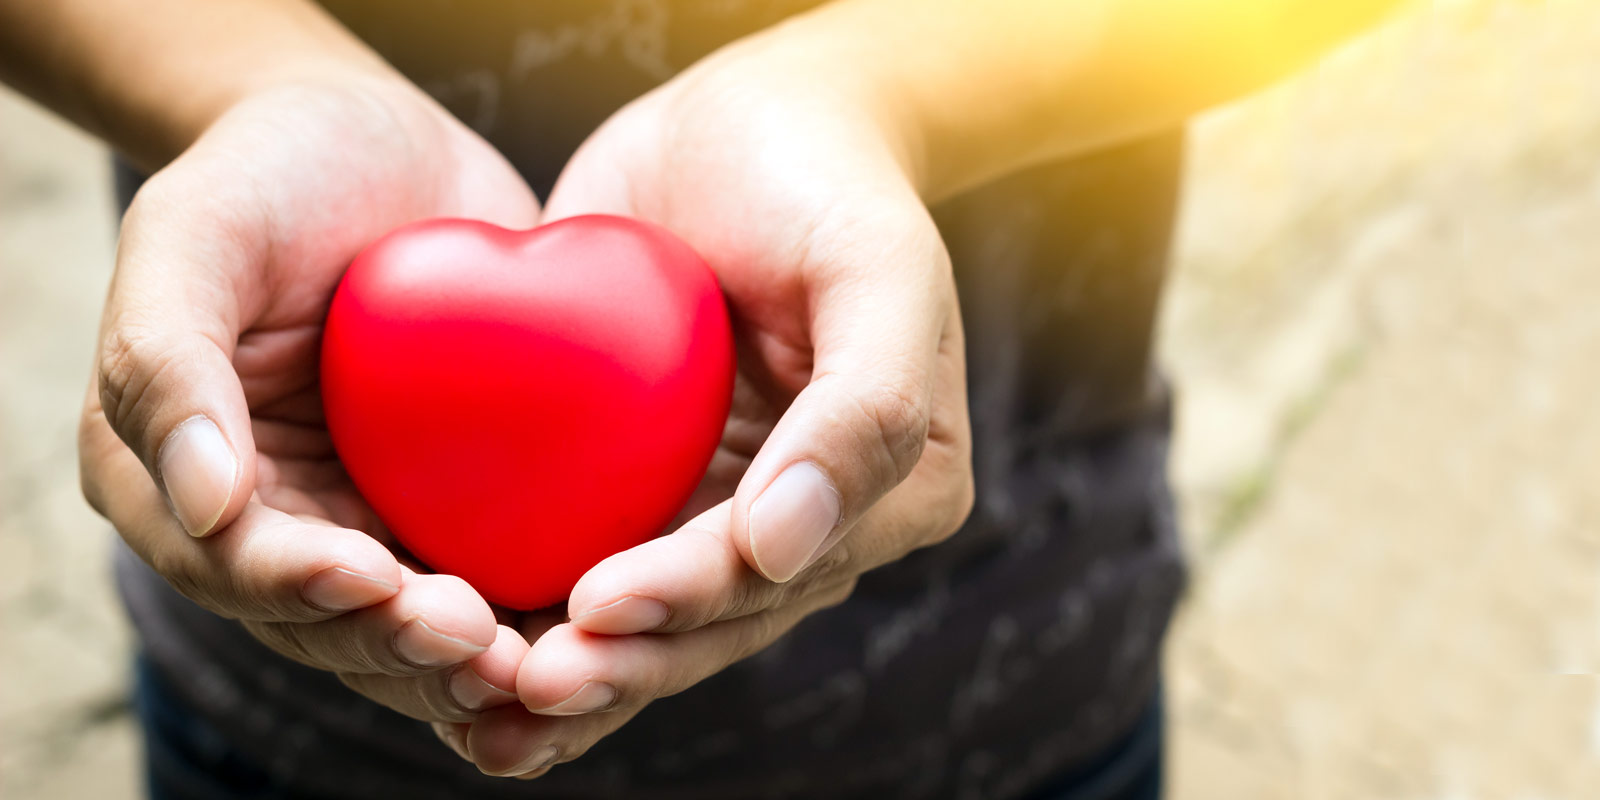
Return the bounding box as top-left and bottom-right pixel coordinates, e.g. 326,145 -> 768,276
436,37 -> 975,779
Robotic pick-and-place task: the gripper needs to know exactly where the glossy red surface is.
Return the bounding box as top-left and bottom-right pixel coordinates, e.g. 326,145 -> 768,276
321,215 -> 734,609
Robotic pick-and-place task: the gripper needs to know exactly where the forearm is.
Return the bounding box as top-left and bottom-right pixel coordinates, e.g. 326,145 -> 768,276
0,0 -> 396,171
758,0 -> 1403,201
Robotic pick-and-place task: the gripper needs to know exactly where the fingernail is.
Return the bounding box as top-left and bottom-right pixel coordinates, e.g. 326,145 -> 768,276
394,620 -> 488,668
157,416 -> 238,537
448,665 -> 515,712
302,567 -> 398,612
485,744 -> 559,778
528,681 -> 616,715
571,596 -> 669,634
748,461 -> 841,583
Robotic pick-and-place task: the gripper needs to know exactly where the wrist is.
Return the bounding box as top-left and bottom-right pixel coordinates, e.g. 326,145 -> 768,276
707,0 -> 1402,202
138,62 -> 417,172
701,5 -> 1018,205
15,0 -> 411,172
678,23 -> 930,200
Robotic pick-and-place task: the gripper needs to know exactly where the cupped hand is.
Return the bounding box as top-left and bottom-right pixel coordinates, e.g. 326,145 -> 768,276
79,75 -> 542,726
447,43 -> 975,778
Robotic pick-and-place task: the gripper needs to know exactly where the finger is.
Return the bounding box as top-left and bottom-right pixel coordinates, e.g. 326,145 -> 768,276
465,703 -> 632,778
478,591 -> 850,779
477,597 -> 852,779
96,169 -> 272,537
565,500 -> 833,635
821,312 -> 975,573
82,401 -> 401,621
339,624 -> 527,722
568,435 -> 971,637
500,603 -> 846,774
522,585 -> 848,719
245,571 -> 496,676
731,209 -> 954,582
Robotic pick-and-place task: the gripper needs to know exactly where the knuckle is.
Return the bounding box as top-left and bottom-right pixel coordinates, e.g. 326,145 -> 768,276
95,326 -> 143,429
96,324 -> 183,451
837,376 -> 931,488
864,381 -> 932,477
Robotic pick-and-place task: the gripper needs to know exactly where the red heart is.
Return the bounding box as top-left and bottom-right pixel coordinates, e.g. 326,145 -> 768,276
321,215 -> 734,610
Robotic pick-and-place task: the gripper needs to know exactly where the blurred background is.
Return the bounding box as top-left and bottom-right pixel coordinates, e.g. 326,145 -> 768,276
2,1 -> 1597,797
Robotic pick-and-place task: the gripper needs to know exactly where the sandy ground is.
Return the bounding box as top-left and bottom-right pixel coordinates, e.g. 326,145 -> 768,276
0,82 -> 136,796
1160,4 -> 1600,797
3,2 -> 1598,797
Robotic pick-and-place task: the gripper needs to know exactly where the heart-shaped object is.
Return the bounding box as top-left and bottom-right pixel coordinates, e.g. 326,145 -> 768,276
321,215 -> 734,610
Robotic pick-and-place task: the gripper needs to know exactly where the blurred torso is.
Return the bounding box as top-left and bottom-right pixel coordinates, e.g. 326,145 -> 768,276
116,3 -> 1187,797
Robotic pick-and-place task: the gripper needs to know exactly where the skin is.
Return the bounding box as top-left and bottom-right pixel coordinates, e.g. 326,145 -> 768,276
1,0 -> 1402,782
79,75 -> 543,719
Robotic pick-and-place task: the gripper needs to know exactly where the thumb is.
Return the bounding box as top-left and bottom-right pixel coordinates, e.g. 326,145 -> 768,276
732,215 -> 950,583
95,176 -> 259,537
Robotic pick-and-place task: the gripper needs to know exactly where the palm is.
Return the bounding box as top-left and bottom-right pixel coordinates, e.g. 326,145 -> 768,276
449,65 -> 973,780
88,79 -> 543,740
545,83 -> 956,537
667,219 -> 815,523
544,96 -> 875,529
198,84 -> 539,556
238,327 -> 378,532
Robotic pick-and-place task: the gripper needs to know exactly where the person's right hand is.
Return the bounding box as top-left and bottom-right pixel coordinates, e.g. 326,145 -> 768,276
79,74 -> 542,728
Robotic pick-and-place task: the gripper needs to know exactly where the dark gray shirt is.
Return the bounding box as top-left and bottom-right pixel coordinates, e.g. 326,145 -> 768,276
116,3 -> 1188,797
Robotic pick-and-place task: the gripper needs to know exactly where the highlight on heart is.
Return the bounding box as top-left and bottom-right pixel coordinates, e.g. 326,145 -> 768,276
321,215 -> 735,610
